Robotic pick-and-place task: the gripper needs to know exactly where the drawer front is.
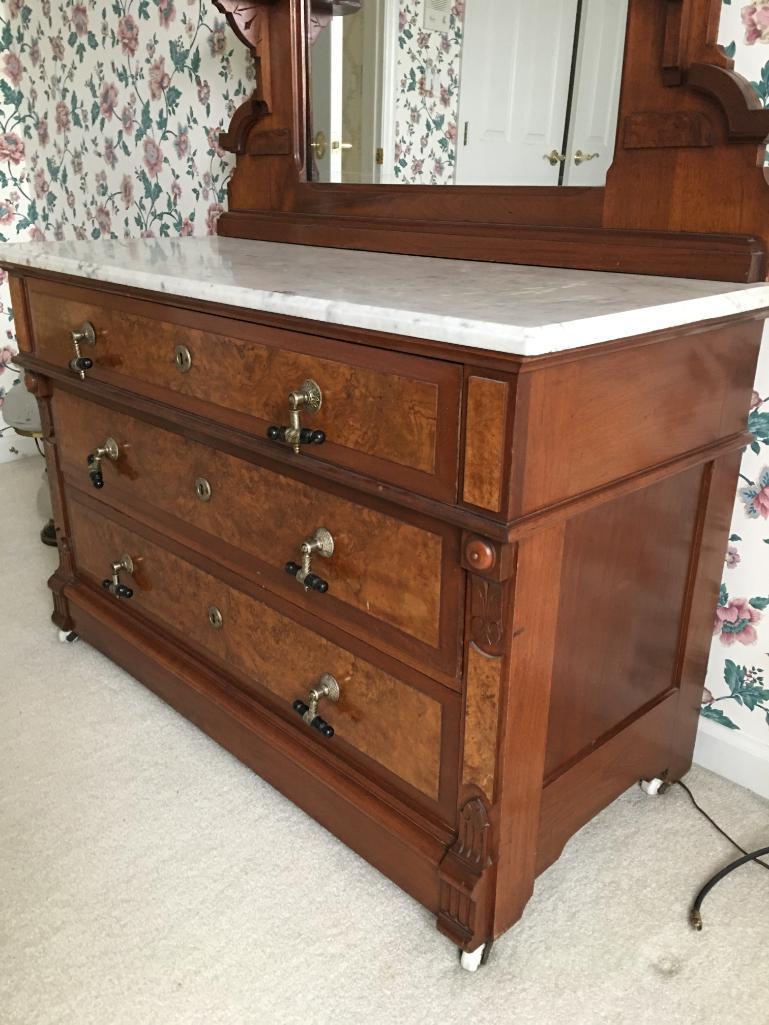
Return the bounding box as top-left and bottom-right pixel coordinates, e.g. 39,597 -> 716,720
67,497 -> 458,810
27,281 -> 462,501
53,391 -> 463,679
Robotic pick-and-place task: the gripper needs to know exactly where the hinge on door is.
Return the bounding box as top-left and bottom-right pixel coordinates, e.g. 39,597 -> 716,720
463,121 -> 469,146
375,147 -> 384,165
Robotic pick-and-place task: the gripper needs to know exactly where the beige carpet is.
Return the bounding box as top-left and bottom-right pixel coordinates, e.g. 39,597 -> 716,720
1,456 -> 768,1025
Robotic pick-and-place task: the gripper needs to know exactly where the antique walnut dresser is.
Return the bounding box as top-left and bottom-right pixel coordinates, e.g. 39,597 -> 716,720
7,0 -> 769,971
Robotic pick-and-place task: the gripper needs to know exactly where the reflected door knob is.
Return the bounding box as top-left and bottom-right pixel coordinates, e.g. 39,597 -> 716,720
574,149 -> 599,165
543,150 -> 566,166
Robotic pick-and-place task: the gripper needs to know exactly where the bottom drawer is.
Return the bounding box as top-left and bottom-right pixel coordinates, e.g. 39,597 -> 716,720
67,495 -> 459,813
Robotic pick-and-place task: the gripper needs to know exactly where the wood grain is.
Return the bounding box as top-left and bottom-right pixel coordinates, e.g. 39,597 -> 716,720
462,376 -> 509,512
68,499 -> 452,803
461,643 -> 502,800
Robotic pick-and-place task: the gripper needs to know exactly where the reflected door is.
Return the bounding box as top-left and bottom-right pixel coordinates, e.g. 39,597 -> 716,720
310,16 -> 344,182
455,0 -> 580,186
563,0 -> 629,186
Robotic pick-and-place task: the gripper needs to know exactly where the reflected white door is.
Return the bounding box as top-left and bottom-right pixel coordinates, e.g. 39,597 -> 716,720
455,0 -> 580,186
310,18 -> 344,183
563,0 -> 628,186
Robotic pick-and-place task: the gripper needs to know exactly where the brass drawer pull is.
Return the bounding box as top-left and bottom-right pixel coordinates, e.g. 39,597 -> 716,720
174,344 -> 192,373
195,477 -> 212,502
69,321 -> 96,379
87,437 -> 119,489
267,378 -> 326,455
102,553 -> 135,599
292,673 -> 340,738
285,527 -> 334,593
207,605 -> 223,629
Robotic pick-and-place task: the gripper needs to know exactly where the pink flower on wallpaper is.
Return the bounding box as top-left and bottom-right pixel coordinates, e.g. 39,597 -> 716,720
701,688 -> 714,705
36,118 -> 49,147
207,127 -> 224,157
726,544 -> 741,569
95,206 -> 111,234
0,132 -> 25,165
440,85 -> 450,108
714,597 -> 762,645
742,1 -> 769,44
103,138 -> 117,169
149,58 -> 170,99
197,79 -> 210,105
121,105 -> 135,135
206,203 -> 223,234
175,128 -> 189,158
71,3 -> 89,37
33,168 -> 48,200
50,35 -> 65,62
29,40 -> 40,67
143,137 -> 164,177
99,82 -> 119,119
118,15 -> 140,56
3,52 -> 23,87
180,218 -> 194,236
739,469 -> 769,519
751,389 -> 763,410
158,0 -> 176,27
7,0 -> 22,17
446,122 -> 457,143
208,20 -> 227,57
55,101 -> 70,133
28,227 -> 46,241
171,180 -> 182,204
0,345 -> 15,372
0,201 -> 15,226
121,175 -> 134,209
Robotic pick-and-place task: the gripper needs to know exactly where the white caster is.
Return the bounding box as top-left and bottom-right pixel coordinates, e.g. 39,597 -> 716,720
58,629 -> 79,644
460,944 -> 486,972
640,777 -> 667,796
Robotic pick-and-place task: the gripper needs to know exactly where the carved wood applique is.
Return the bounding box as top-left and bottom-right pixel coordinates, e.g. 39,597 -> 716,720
469,578 -> 505,657
213,0 -> 277,153
437,796 -> 494,951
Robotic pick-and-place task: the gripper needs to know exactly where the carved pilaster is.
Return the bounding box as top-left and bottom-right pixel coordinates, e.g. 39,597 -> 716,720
437,796 -> 494,952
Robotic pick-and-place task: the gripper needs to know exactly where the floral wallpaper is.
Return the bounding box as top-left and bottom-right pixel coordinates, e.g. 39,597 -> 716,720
0,0 -> 253,462
393,0 -> 464,184
699,4 -> 769,748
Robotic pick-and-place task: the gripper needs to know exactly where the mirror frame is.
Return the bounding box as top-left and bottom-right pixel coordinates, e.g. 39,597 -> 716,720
212,0 -> 769,282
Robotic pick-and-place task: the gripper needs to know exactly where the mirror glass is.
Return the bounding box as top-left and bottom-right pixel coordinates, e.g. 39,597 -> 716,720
308,0 -> 629,187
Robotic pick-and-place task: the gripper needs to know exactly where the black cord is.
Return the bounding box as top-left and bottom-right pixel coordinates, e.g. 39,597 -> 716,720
672,780 -> 769,871
689,845 -> 769,931
34,437 -> 44,457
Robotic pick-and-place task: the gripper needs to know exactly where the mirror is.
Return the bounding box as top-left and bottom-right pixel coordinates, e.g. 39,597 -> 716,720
308,0 -> 629,187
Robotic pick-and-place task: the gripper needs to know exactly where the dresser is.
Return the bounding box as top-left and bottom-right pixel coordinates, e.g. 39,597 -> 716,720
4,236 -> 769,968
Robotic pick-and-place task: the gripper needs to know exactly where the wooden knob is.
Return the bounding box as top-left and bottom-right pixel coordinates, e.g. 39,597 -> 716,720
465,538 -> 496,572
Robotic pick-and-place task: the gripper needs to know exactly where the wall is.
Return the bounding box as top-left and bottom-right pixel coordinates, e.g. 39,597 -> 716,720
0,0 -> 252,462
693,1 -> 769,796
393,0 -> 464,184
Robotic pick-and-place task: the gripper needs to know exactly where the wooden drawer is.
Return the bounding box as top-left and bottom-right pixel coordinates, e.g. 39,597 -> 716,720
52,391 -> 463,680
27,280 -> 462,501
67,496 -> 459,814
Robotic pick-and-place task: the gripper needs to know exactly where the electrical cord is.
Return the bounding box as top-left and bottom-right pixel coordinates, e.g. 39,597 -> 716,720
669,780 -> 769,930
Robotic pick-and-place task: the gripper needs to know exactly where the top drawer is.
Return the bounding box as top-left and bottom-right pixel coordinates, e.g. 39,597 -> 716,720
25,280 -> 462,502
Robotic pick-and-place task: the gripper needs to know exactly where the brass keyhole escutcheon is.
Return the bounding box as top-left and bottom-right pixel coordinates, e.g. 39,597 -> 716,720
207,605 -> 223,629
195,477 -> 212,502
174,344 -> 192,373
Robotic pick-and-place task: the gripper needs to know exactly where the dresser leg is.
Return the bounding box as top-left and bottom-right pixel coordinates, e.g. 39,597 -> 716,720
639,776 -> 670,796
459,944 -> 486,972
57,629 -> 79,644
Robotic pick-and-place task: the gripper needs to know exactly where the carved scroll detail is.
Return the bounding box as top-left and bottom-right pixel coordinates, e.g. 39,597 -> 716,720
437,796 -> 494,951
469,578 -> 504,657
213,0 -> 277,153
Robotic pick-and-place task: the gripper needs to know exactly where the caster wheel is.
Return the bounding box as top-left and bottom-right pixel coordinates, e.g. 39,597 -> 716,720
58,630 -> 79,644
640,777 -> 669,796
40,520 -> 58,547
459,941 -> 492,972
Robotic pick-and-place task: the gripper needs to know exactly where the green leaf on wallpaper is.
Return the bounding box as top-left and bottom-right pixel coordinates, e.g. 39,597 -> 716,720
407,67 -> 417,93
0,170 -> 7,188
0,80 -> 22,109
752,441 -> 761,454
724,659 -> 744,693
170,40 -> 188,73
87,32 -> 98,50
750,596 -> 769,610
68,30 -> 77,47
1,22 -> 13,49
718,583 -> 729,607
91,227 -> 101,239
700,705 -> 740,729
748,409 -> 769,446
26,199 -> 37,224
166,86 -> 182,114
190,49 -> 201,76
722,41 -> 736,60
91,101 -> 100,126
729,534 -> 742,541
138,0 -> 150,19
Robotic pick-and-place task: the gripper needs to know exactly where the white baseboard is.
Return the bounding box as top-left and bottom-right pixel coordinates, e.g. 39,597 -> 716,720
693,717 -> 769,799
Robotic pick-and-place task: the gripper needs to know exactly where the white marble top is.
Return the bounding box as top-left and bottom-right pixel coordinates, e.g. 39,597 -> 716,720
2,236 -> 769,357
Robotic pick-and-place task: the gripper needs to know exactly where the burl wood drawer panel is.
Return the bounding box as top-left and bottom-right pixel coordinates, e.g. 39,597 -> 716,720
67,497 -> 459,812
53,391 -> 463,681
27,280 -> 462,502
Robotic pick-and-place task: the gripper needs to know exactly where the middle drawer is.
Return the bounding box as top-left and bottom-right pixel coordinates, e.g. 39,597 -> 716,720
53,390 -> 464,682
